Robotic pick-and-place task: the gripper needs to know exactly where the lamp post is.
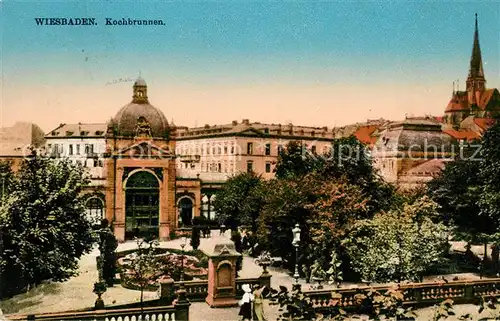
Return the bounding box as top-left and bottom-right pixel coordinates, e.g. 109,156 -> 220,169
292,224 -> 301,289
176,237 -> 188,303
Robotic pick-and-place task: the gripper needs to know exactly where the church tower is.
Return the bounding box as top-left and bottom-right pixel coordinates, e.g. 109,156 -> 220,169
466,14 -> 486,106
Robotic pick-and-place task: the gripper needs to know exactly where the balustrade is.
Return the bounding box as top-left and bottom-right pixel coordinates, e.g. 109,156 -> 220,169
7,306 -> 178,321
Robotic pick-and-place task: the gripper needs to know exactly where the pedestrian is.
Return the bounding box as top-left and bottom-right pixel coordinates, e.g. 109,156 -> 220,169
238,284 -> 254,321
253,285 -> 267,321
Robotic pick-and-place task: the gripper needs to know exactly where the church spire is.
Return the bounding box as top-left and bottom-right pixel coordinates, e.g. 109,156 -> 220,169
466,14 -> 486,104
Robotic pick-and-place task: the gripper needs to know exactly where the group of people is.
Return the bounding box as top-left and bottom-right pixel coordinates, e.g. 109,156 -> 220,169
238,284 -> 268,321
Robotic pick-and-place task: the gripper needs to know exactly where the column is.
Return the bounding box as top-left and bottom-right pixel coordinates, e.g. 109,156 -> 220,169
114,166 -> 125,242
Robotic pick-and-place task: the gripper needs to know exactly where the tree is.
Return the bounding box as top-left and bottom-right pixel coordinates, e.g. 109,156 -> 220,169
0,155 -> 94,298
257,176 -> 314,272
343,197 -> 449,283
479,121 -> 500,230
213,171 -> 264,232
274,140 -> 316,179
428,142 -> 492,240
130,238 -> 161,315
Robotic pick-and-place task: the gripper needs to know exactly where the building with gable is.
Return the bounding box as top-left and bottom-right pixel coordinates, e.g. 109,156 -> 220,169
443,14 -> 500,128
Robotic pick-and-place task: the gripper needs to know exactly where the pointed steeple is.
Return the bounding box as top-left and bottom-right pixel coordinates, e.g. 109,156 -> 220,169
466,14 -> 486,105
469,14 -> 485,79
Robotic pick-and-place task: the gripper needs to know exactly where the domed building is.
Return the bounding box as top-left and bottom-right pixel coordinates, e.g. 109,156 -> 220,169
104,78 -> 201,241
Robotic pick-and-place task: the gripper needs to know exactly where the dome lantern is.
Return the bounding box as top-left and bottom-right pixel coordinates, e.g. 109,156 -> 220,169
109,78 -> 169,139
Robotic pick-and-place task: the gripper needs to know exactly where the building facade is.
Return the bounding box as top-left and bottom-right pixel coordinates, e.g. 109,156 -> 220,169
0,122 -> 45,171
43,78 -> 339,241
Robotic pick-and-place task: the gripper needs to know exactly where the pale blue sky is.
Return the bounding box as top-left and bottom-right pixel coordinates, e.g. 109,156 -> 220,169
1,1 -> 500,131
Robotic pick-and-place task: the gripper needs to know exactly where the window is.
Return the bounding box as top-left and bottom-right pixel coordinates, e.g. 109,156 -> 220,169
218,163 -> 222,172
247,161 -> 253,173
48,144 -> 52,151
69,144 -> 74,155
311,145 -> 317,155
247,142 -> 253,155
277,145 -> 283,154
76,144 -> 80,155
98,160 -> 103,167
264,128 -> 269,134
224,146 -> 228,154
231,146 -> 235,154
265,143 -> 271,156
93,159 -> 98,167
265,162 -> 272,173
218,146 -> 221,155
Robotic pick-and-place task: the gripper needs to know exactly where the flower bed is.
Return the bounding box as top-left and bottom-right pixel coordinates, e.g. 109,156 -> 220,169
117,248 -> 208,291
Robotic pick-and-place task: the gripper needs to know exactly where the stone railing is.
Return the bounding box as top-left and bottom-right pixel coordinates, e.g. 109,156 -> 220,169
170,275 -> 270,302
6,305 -> 182,321
304,278 -> 500,312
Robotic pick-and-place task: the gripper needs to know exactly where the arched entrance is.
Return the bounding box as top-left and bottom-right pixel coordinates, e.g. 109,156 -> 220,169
125,170 -> 160,239
178,197 -> 194,227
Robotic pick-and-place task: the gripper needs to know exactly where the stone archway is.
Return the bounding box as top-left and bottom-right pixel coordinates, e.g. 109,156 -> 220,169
178,197 -> 194,227
124,170 -> 160,239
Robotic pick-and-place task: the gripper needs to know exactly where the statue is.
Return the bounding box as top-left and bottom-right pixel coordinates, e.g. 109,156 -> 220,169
135,116 -> 152,138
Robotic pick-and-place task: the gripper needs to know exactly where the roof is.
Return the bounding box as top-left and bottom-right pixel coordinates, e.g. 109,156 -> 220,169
46,123 -> 107,138
445,91 -> 469,112
443,129 -> 480,141
353,125 -> 379,145
134,77 -> 147,86
473,117 -> 496,131
175,119 -> 335,140
445,89 -> 499,113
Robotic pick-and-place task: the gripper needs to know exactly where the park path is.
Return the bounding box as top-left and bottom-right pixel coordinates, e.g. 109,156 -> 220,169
0,234 -> 493,320
0,232 -> 286,318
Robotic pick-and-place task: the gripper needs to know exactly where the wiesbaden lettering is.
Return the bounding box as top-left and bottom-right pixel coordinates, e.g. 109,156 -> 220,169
35,18 -> 97,26
105,18 -> 165,26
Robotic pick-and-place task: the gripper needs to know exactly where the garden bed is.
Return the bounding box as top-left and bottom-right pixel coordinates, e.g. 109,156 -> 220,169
116,247 -> 208,292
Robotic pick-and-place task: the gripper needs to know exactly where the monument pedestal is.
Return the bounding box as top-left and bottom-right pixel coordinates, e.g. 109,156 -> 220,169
202,237 -> 242,308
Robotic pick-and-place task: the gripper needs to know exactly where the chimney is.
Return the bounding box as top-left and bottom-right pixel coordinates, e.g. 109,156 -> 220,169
242,119 -> 250,125
232,120 -> 238,126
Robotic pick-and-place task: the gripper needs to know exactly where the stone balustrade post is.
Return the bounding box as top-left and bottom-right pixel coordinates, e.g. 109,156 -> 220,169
158,277 -> 176,305
174,300 -> 190,321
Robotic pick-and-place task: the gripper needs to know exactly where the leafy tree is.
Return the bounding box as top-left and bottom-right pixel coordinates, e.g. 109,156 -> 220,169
130,238 -> 161,315
343,197 -> 449,283
0,155 -> 94,298
274,140 -> 316,179
0,161 -> 15,202
479,121 -> 500,230
213,172 -> 264,232
257,176 -> 314,272
428,142 -> 492,240
306,176 -> 370,270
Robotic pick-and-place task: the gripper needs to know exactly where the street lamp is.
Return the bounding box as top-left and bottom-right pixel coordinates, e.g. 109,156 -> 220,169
176,237 -> 188,303
292,224 -> 301,288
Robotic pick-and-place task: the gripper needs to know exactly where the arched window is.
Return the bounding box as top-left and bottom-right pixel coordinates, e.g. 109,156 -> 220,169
86,197 -> 104,225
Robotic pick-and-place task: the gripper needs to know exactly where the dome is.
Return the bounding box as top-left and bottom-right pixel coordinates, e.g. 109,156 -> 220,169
135,77 -> 147,86
110,78 -> 169,138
